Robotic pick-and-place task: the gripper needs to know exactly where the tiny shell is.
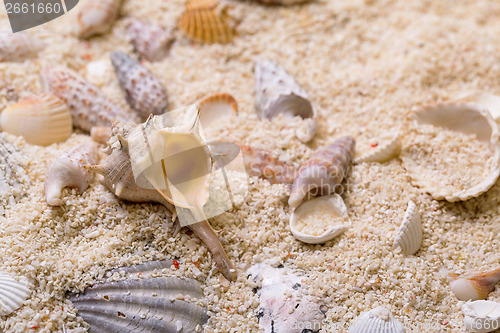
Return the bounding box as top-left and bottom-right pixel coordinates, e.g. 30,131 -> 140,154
349,306 -> 405,333
126,18 -> 175,62
401,102 -> 500,202
0,272 -> 33,316
198,93 -> 238,130
178,0 -> 234,44
75,0 -> 122,38
448,267 -> 500,301
462,300 -> 500,333
290,194 -> 351,244
355,132 -> 400,163
392,200 -> 422,255
1,94 -> 72,146
0,32 -> 45,62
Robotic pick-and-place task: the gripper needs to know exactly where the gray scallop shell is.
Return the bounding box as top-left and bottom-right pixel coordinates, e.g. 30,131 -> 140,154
69,260 -> 209,333
349,307 -> 405,333
0,136 -> 30,210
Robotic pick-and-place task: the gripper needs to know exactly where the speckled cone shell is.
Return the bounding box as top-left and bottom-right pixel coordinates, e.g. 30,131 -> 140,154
349,307 -> 405,333
111,51 -> 168,120
40,66 -> 138,131
0,32 -> 45,62
355,132 -> 400,164
462,300 -> 500,333
0,94 -> 72,146
69,260 -> 209,332
126,18 -> 175,62
178,0 -> 234,44
254,60 -> 317,142
240,145 -> 297,185
0,272 -> 33,316
289,136 -> 355,208
393,200 -> 422,255
75,0 -> 122,38
401,102 -> 500,202
290,194 -> 351,244
198,92 -> 238,131
448,267 -> 500,301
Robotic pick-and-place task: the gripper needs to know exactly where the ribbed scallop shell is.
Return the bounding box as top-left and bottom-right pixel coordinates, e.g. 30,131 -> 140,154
178,0 -> 234,44
355,133 -> 400,164
393,200 -> 422,255
75,0 -> 122,38
462,300 -> 500,333
126,18 -> 175,62
0,32 -> 45,62
349,307 -> 405,333
401,102 -> 500,202
69,260 -> 209,332
0,272 -> 33,316
0,94 -> 72,146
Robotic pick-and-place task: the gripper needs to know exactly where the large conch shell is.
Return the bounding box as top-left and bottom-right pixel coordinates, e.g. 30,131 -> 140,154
401,102 -> 500,202
254,60 -> 317,143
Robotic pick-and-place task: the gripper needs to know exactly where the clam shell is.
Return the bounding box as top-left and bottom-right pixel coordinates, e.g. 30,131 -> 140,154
355,132 -> 400,164
69,260 -> 209,332
75,0 -> 122,38
462,300 -> 500,333
1,94 -> 72,146
0,272 -> 33,316
179,0 -> 234,44
254,60 -> 317,143
126,18 -> 175,62
349,306 -> 405,333
0,31 -> 45,62
198,93 -> 238,131
401,102 -> 500,202
290,194 -> 351,244
392,200 -> 422,255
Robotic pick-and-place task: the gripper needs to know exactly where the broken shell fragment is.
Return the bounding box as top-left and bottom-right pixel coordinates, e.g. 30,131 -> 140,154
290,194 -> 351,244
75,0 -> 122,38
126,18 -> 175,62
462,300 -> 500,333
401,102 -> 500,202
0,272 -> 33,316
0,94 -> 72,146
0,32 -> 45,62
355,132 -> 400,163
448,267 -> 500,301
240,145 -> 296,185
254,60 -> 317,142
349,306 -> 405,333
392,200 -> 422,255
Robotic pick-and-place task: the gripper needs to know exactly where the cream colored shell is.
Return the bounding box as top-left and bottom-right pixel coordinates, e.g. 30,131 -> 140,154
355,132 -> 400,163
0,94 -> 72,146
349,307 -> 405,333
462,300 -> 500,333
393,200 -> 422,255
0,272 -> 33,316
401,102 -> 500,202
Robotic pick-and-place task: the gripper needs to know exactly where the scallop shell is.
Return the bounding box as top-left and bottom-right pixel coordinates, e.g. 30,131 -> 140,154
0,94 -> 72,146
0,272 -> 33,316
349,307 -> 405,333
290,194 -> 351,244
75,0 -> 122,38
448,267 -> 500,301
355,132 -> 400,164
392,200 -> 422,255
69,260 -> 209,332
462,300 -> 500,333
240,145 -> 297,185
178,0 -> 234,44
254,60 -> 317,143
198,93 -> 238,131
401,102 -> 500,202
0,136 -> 30,209
126,18 -> 175,62
0,32 -> 45,62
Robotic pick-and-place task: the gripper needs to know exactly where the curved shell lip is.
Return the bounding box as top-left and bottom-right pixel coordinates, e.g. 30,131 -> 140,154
265,93 -> 315,120
401,102 -> 500,202
354,132 -> 400,164
290,194 -> 351,244
462,300 -> 500,333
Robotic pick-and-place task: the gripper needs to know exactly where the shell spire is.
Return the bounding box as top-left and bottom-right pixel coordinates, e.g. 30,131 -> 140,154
289,136 -> 355,208
448,267 -> 500,301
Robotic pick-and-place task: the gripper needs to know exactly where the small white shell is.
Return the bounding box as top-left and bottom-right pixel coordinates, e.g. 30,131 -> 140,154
349,306 -> 405,333
401,102 -> 500,202
355,133 -> 400,163
393,200 -> 422,255
462,300 -> 500,333
198,93 -> 238,130
75,0 -> 122,38
0,272 -> 33,316
290,194 -> 351,244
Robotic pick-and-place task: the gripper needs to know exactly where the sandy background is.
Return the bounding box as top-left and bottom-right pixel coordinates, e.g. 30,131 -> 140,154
0,0 -> 500,332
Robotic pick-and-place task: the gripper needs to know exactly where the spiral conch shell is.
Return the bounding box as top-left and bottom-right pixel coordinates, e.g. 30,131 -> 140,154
0,94 -> 72,146
75,0 -> 123,38
448,267 -> 500,301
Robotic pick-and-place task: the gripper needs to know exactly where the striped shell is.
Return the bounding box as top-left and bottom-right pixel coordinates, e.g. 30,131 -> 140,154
0,136 -> 30,209
0,32 -> 45,62
392,200 -> 422,255
462,300 -> 500,333
110,51 -> 168,120
75,0 -> 122,38
0,94 -> 72,146
289,136 -> 355,208
355,132 -> 400,164
0,272 -> 33,316
349,307 -> 405,333
126,18 -> 175,62
198,93 -> 238,131
240,145 -> 297,185
254,60 -> 317,143
448,267 -> 500,301
40,66 -> 138,131
290,194 -> 351,244
69,260 -> 209,332
179,0 -> 234,44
